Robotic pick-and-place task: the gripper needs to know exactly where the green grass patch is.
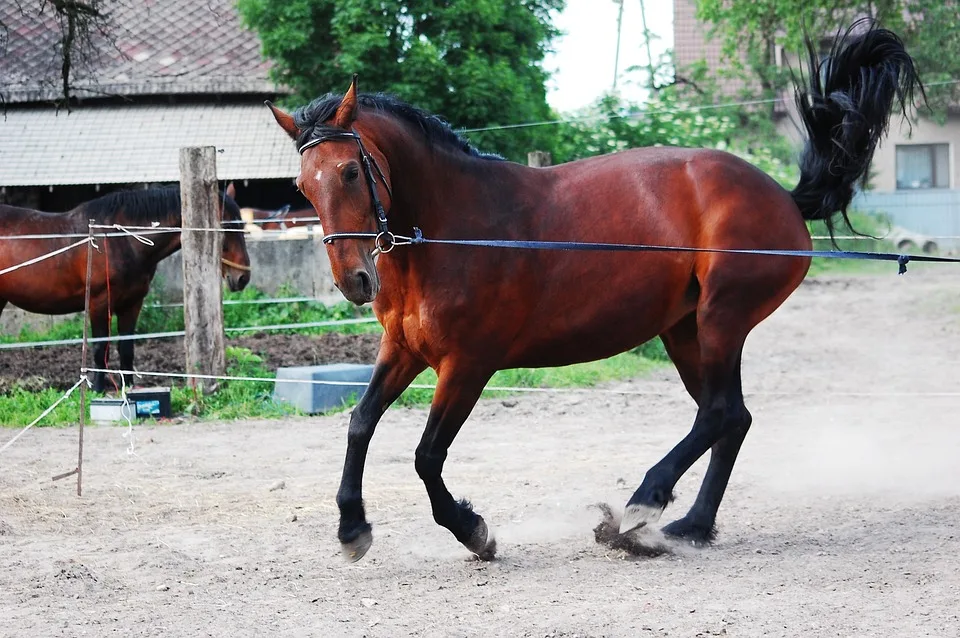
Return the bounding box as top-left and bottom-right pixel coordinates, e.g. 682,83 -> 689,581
806,210 -> 900,277
169,346 -> 302,420
0,347 -> 302,427
0,384 -> 86,428
395,338 -> 669,407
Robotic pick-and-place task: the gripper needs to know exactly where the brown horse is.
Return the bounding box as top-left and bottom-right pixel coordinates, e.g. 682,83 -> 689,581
0,184 -> 251,392
268,22 -> 920,562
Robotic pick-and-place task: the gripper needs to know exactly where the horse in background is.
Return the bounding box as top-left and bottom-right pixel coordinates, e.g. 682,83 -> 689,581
0,183 -> 252,392
240,203 -> 319,234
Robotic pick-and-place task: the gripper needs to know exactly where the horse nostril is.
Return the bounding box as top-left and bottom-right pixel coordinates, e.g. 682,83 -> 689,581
239,273 -> 250,289
356,271 -> 372,298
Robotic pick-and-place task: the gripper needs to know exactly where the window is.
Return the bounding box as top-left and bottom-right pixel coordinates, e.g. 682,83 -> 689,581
896,143 -> 950,189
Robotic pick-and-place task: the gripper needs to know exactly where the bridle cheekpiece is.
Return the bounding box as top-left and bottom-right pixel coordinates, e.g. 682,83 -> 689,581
299,128 -> 406,254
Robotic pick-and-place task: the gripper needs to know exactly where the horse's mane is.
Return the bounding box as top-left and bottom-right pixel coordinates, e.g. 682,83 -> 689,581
76,186 -> 243,225
293,92 -> 504,161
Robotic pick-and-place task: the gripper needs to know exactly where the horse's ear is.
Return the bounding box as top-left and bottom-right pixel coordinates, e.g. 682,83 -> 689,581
332,74 -> 359,129
265,101 -> 300,139
226,182 -> 236,200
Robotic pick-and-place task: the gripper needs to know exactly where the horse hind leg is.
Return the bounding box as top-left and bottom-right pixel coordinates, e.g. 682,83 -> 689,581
88,303 -> 112,393
620,300 -> 753,541
659,342 -> 752,545
115,299 -> 145,390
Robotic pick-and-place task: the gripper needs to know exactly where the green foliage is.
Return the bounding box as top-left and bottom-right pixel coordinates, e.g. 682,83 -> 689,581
550,74 -> 799,188
219,284 -> 377,336
0,383 -> 84,427
236,0 -> 565,161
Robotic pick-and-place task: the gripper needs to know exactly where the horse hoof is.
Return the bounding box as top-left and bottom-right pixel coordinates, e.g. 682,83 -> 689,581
341,529 -> 373,563
465,517 -> 497,561
619,503 -> 665,534
661,518 -> 717,546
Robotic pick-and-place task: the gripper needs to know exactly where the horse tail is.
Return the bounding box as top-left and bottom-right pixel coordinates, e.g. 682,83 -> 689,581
790,20 -> 923,236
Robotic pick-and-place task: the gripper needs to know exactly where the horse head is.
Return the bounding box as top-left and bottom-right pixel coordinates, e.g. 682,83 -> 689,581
220,182 -> 252,291
266,76 -> 391,305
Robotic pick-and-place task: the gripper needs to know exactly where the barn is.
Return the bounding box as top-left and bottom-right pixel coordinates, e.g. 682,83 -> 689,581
0,0 -> 305,213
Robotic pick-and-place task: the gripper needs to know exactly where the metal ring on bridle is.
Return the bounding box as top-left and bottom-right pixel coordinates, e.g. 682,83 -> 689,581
375,231 -> 397,254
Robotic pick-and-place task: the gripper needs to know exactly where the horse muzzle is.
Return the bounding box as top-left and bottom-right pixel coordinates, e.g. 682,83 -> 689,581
337,267 -> 380,305
221,258 -> 251,291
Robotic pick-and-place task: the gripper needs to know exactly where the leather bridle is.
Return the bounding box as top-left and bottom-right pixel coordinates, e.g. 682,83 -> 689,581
298,128 -> 399,254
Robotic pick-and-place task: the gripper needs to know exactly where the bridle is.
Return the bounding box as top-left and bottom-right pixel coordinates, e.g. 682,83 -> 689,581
298,128 -> 400,254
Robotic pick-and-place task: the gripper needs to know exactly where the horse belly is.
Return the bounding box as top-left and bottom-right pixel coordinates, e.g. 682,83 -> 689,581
503,254 -> 694,369
0,250 -> 88,315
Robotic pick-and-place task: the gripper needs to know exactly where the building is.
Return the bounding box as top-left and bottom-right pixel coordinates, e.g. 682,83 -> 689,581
0,0 -> 305,213
673,0 -> 960,251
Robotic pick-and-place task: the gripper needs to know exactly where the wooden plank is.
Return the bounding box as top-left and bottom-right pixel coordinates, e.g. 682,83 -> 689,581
179,146 -> 225,394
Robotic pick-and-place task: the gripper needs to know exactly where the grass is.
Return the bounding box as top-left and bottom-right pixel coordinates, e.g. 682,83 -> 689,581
805,209 -> 901,277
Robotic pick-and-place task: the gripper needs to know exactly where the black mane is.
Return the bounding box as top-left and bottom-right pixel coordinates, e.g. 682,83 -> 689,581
76,186 -> 243,225
293,92 -> 504,161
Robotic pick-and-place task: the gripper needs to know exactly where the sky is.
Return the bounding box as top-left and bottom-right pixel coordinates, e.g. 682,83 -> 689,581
544,0 -> 674,113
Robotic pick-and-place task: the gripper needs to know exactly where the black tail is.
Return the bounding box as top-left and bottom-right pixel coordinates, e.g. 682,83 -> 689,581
791,19 -> 923,237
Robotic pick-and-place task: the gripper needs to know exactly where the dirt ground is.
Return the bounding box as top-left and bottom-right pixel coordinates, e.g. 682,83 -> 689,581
0,332 -> 383,392
2,266 -> 959,638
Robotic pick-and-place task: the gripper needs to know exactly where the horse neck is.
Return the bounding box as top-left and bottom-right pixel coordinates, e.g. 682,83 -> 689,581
152,206 -> 185,261
113,197 -> 184,263
371,123 -> 525,238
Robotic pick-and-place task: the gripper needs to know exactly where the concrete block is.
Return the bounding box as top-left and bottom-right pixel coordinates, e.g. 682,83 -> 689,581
273,363 -> 374,414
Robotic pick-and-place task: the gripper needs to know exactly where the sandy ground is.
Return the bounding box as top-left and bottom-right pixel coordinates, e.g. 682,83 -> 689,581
2,265 -> 959,638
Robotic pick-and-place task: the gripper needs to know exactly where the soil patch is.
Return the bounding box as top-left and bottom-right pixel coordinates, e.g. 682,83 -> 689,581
0,331 -> 382,392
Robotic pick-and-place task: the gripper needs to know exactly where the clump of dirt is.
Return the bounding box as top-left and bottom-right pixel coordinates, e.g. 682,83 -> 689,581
592,502 -> 673,557
0,332 -> 382,392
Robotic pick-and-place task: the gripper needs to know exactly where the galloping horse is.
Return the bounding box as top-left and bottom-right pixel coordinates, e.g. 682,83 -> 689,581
0,184 -> 252,392
268,22 -> 921,562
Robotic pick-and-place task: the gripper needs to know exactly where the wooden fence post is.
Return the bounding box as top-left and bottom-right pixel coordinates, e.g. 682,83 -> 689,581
179,146 -> 225,394
527,151 -> 552,168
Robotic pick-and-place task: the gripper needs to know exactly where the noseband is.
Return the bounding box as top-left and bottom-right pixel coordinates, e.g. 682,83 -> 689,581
299,129 -> 398,254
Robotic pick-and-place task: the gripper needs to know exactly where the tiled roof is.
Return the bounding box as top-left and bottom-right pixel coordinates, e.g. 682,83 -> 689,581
0,0 -> 284,104
0,103 -> 300,186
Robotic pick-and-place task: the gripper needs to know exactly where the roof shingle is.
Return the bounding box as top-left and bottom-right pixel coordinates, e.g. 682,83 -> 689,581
0,0 -> 283,103
0,104 -> 300,186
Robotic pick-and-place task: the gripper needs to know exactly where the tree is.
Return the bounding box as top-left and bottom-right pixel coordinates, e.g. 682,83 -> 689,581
551,68 -> 798,187
237,0 -> 565,162
693,0 -> 960,119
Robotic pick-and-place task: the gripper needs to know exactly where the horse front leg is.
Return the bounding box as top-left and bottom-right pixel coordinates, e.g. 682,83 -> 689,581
337,340 -> 426,561
414,362 -> 496,560
115,298 -> 145,391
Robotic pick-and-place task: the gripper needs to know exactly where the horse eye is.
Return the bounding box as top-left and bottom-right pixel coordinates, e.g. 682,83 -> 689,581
344,166 -> 360,183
